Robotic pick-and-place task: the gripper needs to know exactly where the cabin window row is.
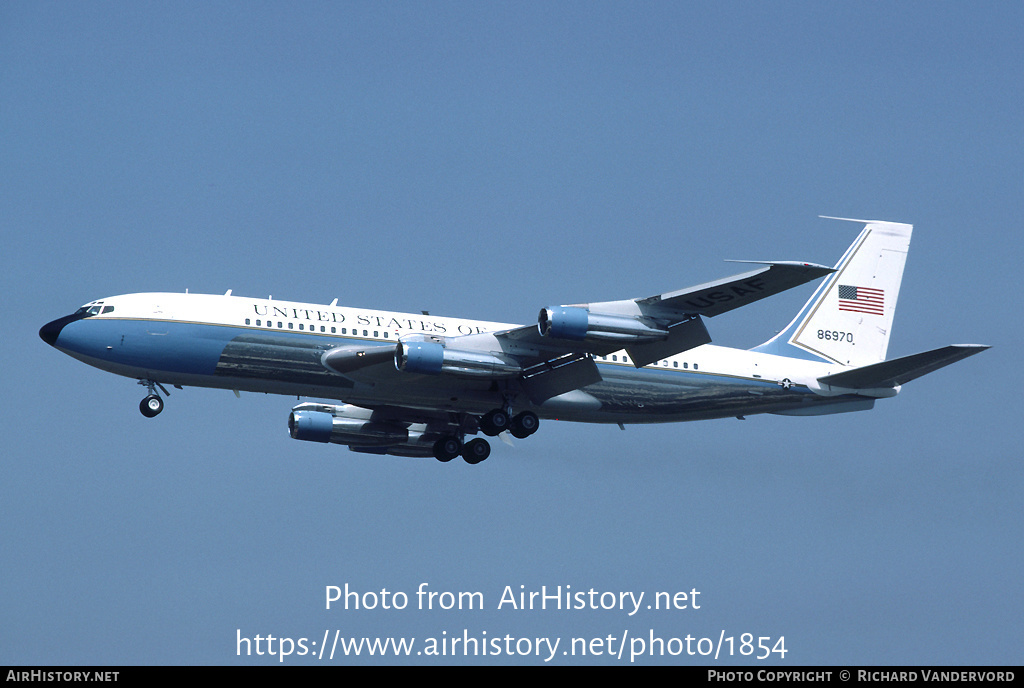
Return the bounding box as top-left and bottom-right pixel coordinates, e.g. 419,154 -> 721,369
598,354 -> 698,370
244,318 -> 390,339
239,319 -> 689,364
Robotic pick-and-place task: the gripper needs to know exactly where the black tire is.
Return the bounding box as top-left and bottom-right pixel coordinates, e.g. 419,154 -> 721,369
510,411 -> 539,438
432,436 -> 461,462
140,394 -> 163,418
479,409 -> 510,436
462,438 -> 491,464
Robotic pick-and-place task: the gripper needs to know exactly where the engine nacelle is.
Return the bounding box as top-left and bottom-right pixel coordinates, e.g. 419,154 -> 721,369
288,403 -> 447,458
288,408 -> 411,447
395,340 -> 521,378
538,306 -> 668,343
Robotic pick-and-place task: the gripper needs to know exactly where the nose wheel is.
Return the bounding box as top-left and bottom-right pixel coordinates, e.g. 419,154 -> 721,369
140,394 -> 164,418
137,379 -> 169,418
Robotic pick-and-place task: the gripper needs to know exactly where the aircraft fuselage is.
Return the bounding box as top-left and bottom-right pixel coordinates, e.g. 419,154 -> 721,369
40,291 -> 861,426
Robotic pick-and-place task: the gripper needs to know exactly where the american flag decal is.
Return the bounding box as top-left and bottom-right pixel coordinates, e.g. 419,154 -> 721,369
838,285 -> 884,315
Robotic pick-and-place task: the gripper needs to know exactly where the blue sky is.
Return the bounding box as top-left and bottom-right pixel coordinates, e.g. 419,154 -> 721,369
3,2 -> 1020,665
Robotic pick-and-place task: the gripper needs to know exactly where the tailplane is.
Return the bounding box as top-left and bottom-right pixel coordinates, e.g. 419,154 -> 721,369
816,344 -> 989,389
753,218 -> 912,367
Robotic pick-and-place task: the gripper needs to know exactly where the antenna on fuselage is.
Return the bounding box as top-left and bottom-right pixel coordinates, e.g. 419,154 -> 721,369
330,298 -> 338,306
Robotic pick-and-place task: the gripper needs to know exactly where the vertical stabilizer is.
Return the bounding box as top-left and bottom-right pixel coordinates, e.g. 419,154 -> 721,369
753,219 -> 912,367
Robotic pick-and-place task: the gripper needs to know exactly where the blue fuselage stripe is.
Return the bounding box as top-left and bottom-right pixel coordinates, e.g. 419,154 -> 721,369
55,318 -> 231,375
50,316 -> 826,422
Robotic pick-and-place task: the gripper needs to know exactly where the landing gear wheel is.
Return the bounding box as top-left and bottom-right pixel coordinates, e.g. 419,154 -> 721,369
479,409 -> 510,436
432,436 -> 462,463
140,394 -> 163,418
509,411 -> 539,438
462,438 -> 491,464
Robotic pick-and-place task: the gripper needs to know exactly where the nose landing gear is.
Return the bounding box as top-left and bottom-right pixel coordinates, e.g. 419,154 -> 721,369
137,379 -> 170,418
140,394 -> 164,418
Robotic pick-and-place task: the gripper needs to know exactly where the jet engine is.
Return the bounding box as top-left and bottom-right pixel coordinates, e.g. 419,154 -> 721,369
289,406 -> 411,446
538,306 -> 669,342
287,403 -> 439,458
395,340 -> 522,378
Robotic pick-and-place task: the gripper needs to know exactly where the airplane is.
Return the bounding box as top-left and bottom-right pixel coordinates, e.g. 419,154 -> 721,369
39,218 -> 988,464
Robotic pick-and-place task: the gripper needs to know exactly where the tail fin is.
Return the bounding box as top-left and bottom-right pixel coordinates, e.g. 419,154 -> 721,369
752,218 -> 912,367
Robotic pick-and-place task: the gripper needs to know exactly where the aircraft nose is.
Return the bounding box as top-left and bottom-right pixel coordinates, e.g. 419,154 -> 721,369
39,313 -> 81,347
39,319 -> 63,346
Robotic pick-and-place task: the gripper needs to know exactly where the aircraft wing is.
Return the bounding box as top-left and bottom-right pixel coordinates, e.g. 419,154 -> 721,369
459,261 -> 832,401
488,260 -> 833,364
634,261 -> 835,317
320,261 -> 833,403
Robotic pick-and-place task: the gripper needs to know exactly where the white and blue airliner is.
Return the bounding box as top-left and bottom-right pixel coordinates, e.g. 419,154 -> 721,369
40,218 -> 987,464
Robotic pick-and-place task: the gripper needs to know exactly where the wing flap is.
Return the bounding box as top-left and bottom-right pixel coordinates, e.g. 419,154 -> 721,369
520,353 -> 602,404
624,315 -> 711,367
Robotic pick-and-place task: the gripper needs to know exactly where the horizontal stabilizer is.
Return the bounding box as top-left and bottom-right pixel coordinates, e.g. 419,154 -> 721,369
817,344 -> 989,389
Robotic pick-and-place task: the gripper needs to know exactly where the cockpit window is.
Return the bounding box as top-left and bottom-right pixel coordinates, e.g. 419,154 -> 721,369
74,302 -> 112,317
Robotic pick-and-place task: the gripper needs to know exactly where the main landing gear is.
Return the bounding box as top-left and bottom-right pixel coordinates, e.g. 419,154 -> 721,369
138,379 -> 169,418
432,409 -> 539,464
